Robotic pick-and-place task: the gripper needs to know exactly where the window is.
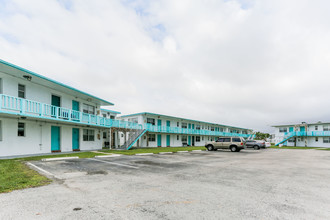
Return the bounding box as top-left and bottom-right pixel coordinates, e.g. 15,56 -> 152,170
18,84 -> 25,98
148,134 -> 156,142
211,127 -> 215,131
182,123 -> 187,128
323,137 -> 330,143
182,136 -> 187,142
202,137 -> 204,141
324,125 -> 329,131
147,118 -> 155,125
279,127 -> 288,133
177,122 -> 180,127
102,114 -> 107,118
83,104 -> 95,115
196,136 -> 201,142
233,138 -> 241,142
0,78 -> 2,93
196,125 -> 201,130
177,135 -> 179,140
103,132 -> 107,139
223,138 -> 231,142
110,116 -> 115,119
315,126 -> 318,131
315,137 -> 318,142
288,138 -> 295,143
18,122 -> 25,136
83,129 -> 94,141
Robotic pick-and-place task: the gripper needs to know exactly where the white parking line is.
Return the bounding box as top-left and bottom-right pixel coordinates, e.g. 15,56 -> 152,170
87,158 -> 139,169
27,162 -> 62,179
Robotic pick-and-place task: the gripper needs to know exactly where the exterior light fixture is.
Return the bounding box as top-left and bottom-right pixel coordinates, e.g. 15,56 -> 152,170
23,75 -> 32,81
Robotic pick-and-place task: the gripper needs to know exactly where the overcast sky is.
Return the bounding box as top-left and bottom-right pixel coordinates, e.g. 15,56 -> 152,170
1,0 -> 330,132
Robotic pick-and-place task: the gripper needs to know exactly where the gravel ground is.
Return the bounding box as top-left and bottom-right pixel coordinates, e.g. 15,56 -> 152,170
1,149 -> 330,220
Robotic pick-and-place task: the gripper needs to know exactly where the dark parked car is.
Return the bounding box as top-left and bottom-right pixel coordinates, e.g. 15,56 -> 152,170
245,140 -> 265,150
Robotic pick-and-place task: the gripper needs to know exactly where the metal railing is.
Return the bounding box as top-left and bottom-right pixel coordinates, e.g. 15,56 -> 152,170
143,123 -> 250,137
0,94 -> 252,137
0,94 -> 142,130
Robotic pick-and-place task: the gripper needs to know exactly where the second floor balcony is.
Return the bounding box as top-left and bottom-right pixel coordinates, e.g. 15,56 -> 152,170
0,94 -> 252,138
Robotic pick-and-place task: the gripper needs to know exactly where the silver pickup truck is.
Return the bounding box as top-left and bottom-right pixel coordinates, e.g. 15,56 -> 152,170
205,137 -> 246,152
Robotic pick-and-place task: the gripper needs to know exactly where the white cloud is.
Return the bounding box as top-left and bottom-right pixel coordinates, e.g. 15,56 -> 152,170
1,0 -> 330,132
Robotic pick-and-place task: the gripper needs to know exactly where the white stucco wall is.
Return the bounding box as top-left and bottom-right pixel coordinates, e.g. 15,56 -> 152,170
0,118 -> 103,157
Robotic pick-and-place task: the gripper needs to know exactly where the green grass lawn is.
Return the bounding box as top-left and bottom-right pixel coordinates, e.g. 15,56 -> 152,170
0,160 -> 51,193
0,151 -> 108,194
101,146 -> 206,155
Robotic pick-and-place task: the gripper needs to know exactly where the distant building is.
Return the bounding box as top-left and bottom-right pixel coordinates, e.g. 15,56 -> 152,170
119,112 -> 253,148
272,122 -> 330,147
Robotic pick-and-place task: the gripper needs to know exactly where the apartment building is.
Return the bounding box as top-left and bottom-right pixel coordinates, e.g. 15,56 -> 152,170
119,112 -> 253,148
0,60 -> 254,157
0,60 -> 126,157
273,122 -> 330,147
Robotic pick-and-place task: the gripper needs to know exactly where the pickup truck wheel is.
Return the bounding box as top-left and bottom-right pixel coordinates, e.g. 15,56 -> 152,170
207,145 -> 214,151
230,146 -> 237,152
254,145 -> 260,150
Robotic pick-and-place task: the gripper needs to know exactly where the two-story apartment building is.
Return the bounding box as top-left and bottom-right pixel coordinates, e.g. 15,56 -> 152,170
119,112 -> 253,148
0,60 -> 124,157
0,60 -> 254,157
273,122 -> 330,147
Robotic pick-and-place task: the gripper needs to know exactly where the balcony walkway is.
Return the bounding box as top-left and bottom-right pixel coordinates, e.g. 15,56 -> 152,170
0,94 -> 250,138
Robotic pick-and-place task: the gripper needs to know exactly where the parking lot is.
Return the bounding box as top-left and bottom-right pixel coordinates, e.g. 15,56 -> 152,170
1,149 -> 330,219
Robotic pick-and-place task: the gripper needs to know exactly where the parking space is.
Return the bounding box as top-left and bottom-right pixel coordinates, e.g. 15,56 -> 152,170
1,149 -> 330,219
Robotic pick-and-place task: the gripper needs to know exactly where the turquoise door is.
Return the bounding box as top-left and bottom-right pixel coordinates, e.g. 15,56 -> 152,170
166,120 -> 170,127
157,134 -> 162,147
52,95 -> 60,106
72,128 -> 79,151
166,135 -> 170,147
188,136 -> 191,146
51,95 -> 61,117
51,126 -> 61,152
158,119 -> 162,126
72,100 -> 80,120
289,127 -> 294,132
192,124 -> 195,129
300,126 -> 305,132
72,100 -> 79,111
188,124 -> 191,129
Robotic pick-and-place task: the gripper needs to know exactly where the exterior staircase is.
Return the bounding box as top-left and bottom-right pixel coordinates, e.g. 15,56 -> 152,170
275,132 -> 296,146
120,129 -> 147,150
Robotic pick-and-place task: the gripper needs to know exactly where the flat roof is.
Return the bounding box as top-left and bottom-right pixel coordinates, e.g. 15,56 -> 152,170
119,112 -> 252,130
0,59 -> 114,106
100,109 -> 121,114
272,122 -> 330,127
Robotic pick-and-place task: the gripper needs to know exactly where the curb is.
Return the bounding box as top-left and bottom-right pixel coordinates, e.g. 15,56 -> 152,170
135,153 -> 154,156
192,150 -> 202,152
158,152 -> 173,154
41,157 -> 79,161
177,151 -> 189,153
95,154 -> 122,158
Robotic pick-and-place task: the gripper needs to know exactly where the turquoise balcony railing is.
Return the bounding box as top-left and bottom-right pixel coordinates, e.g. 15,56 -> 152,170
143,124 -> 250,138
0,94 -> 252,137
283,131 -> 330,137
0,94 -> 142,130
